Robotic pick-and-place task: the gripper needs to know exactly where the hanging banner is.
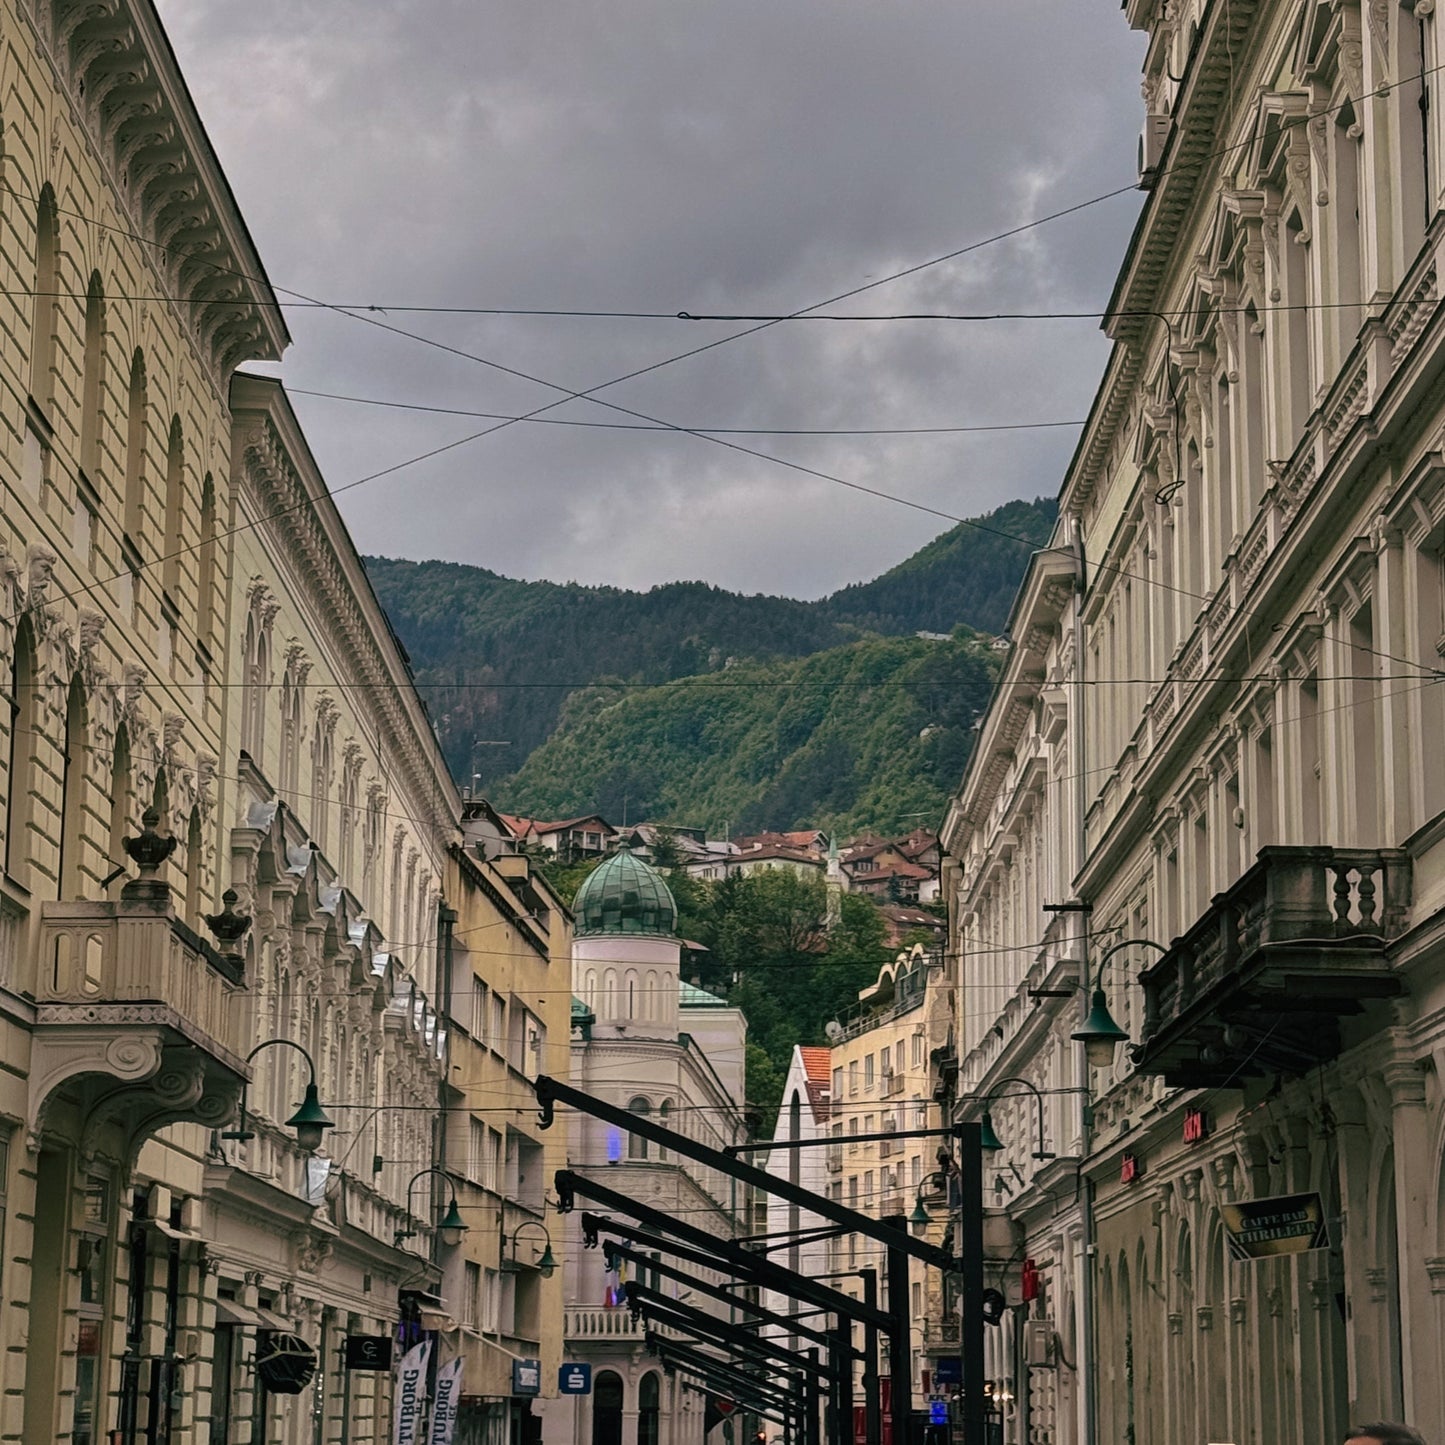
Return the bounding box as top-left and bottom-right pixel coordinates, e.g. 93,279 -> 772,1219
393,1338 -> 433,1445
428,1356 -> 463,1445
1221,1191 -> 1329,1260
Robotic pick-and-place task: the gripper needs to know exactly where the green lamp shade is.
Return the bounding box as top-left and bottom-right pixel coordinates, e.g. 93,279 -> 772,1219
977,1108 -> 1004,1153
439,1198 -> 467,1247
1072,987 -> 1130,1068
908,1198 -> 931,1236
287,1083 -> 335,1151
537,1243 -> 558,1277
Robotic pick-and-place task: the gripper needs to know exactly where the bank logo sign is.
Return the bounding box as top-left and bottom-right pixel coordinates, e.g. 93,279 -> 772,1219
1221,1191 -> 1328,1261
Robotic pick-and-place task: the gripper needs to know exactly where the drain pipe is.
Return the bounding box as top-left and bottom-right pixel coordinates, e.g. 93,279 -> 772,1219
1070,517 -> 1098,1445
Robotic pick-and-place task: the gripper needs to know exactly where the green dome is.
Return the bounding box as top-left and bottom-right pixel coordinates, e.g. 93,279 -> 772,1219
573,848 -> 678,939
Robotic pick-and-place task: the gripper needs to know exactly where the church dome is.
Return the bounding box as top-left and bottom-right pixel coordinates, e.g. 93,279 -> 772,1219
573,848 -> 678,939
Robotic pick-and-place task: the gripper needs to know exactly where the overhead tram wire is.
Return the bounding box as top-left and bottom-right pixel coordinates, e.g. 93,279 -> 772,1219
7,63 -> 1441,660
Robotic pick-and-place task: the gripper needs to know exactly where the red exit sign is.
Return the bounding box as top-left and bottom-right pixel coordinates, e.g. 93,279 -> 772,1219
1121,1153 -> 1144,1184
1184,1108 -> 1209,1143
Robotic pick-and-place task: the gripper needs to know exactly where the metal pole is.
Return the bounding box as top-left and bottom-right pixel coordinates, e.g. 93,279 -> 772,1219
862,1269 -> 881,1445
885,1218 -> 913,1445
830,1316 -> 854,1445
958,1121 -> 984,1445
806,1349 -> 822,1445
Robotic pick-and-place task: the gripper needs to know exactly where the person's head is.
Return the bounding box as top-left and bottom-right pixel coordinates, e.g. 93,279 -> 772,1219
1346,1425 -> 1426,1445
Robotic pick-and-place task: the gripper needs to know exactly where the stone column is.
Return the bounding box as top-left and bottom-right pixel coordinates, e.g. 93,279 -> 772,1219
1386,1057 -> 1444,1434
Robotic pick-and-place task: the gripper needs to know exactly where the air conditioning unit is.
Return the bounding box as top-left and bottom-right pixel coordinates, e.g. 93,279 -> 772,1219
1023,1320 -> 1056,1369
1138,114 -> 1172,188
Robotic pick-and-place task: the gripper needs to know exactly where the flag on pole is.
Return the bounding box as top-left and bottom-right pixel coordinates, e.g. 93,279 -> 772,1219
428,1356 -> 463,1445
393,1339 -> 432,1445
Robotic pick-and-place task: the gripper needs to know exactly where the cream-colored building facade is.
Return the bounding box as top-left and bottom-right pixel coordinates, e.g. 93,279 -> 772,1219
0,9 -> 567,1445
824,947 -> 953,1409
943,1 -> 1445,1442
446,820 -> 572,1445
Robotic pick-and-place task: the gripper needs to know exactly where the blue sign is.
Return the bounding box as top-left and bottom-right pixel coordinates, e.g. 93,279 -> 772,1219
933,1358 -> 962,1386
929,1402 -> 949,1426
512,1359 -> 541,1397
559,1363 -> 593,1395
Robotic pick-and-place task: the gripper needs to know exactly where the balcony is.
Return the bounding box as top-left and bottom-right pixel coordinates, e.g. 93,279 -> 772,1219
825,1150 -> 843,1174
29,838 -> 250,1153
565,1308 -> 643,1341
883,1071 -> 906,1098
1134,847 -> 1411,1087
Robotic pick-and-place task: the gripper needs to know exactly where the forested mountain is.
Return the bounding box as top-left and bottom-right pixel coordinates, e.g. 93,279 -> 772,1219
821,495 -> 1057,636
499,632 -> 997,836
363,496 -> 1054,830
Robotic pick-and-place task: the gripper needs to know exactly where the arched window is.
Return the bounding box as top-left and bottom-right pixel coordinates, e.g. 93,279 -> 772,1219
591,1371 -> 623,1445
310,708 -> 334,853
627,1097 -> 651,1160
161,416 -> 185,595
638,1372 -> 661,1445
389,830 -> 405,935
59,677 -> 89,899
123,349 -> 147,543
183,806 -> 203,922
79,273 -> 105,480
29,186 -> 59,411
241,613 -> 269,759
658,1099 -> 670,1162
5,620 -> 40,882
279,662 -> 302,801
196,474 -> 217,642
338,753 -> 359,878
108,722 -> 133,866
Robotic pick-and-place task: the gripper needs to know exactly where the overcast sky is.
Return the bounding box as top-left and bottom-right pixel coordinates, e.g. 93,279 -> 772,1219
157,1 -> 1146,600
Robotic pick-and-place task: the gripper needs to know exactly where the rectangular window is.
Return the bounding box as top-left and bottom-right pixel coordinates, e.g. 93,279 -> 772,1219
863,1170 -> 874,1204
847,1176 -> 859,1208
463,1262 -> 481,1329
468,1116 -> 487,1184
482,1269 -> 499,1333
832,1066 -> 843,1097
912,1033 -> 923,1068
472,978 -> 488,1041
848,1061 -> 858,1096
491,994 -> 506,1053
864,1054 -> 875,1088
485,1128 -> 501,1192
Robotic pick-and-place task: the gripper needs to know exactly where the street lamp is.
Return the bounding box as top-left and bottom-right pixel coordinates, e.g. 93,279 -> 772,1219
972,1077 -> 1053,1161
1070,937 -> 1168,1068
909,1157 -> 957,1237
503,1219 -> 557,1277
222,1039 -> 335,1151
396,1168 -> 467,1248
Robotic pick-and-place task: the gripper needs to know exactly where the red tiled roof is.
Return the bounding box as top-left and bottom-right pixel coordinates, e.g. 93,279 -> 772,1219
736,844 -> 823,865
799,1045 -> 832,1123
799,1045 -> 832,1084
534,815 -> 616,834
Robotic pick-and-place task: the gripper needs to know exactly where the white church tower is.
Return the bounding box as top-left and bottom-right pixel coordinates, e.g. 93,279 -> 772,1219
541,850 -> 751,1445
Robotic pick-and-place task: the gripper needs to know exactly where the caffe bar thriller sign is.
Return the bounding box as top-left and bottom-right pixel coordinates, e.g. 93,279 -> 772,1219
1221,1192 -> 1329,1261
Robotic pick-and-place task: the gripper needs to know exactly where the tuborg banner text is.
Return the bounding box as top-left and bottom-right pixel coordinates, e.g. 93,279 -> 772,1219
393,1339 -> 433,1445
428,1357 -> 463,1445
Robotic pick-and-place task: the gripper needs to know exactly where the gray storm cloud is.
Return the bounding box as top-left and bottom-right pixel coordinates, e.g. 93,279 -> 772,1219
157,0 -> 1145,598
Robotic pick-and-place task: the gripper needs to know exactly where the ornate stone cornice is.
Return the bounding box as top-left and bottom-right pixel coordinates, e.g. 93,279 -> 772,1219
27,0 -> 288,378
230,385 -> 457,845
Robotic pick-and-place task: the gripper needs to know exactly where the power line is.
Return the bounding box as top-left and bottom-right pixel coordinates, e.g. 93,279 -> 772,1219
286,386 -> 1087,437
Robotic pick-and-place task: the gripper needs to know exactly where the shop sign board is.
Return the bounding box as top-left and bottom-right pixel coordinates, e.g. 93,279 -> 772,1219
1222,1191 -> 1328,1260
